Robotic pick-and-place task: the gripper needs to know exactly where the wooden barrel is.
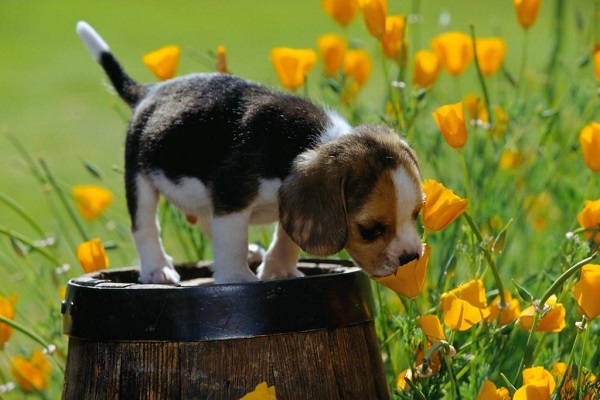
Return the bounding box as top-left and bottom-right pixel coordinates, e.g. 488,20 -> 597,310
61,260 -> 389,399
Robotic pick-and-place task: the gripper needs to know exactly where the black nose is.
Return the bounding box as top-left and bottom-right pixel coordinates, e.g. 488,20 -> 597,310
398,252 -> 420,266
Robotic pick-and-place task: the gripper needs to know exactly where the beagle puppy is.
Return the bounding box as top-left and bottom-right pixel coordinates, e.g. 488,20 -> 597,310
76,21 -> 424,284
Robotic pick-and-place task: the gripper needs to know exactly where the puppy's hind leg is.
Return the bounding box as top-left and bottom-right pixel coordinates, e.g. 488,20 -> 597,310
256,223 -> 304,280
129,174 -> 180,284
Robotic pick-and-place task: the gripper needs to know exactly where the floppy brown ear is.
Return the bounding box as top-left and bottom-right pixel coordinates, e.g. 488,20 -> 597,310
278,148 -> 348,256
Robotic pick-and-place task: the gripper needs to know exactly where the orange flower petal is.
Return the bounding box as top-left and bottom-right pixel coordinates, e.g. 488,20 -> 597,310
343,48 -> 373,88
487,290 -> 521,327
240,381 -> 276,400
216,45 -> 229,74
580,122 -> 600,173
10,350 -> 51,392
474,37 -> 506,76
372,244 -> 430,298
430,32 -> 473,76
358,0 -> 387,37
577,199 -> 600,242
417,314 -> 446,342
519,295 -> 566,332
76,238 -> 109,273
142,45 -> 180,81
412,49 -> 440,88
432,102 -> 468,149
476,380 -> 511,400
317,33 -> 347,76
270,48 -> 317,91
72,185 -> 113,221
422,179 -> 468,231
0,295 -> 16,349
572,264 -> 600,320
322,0 -> 359,27
380,15 -> 406,60
513,0 -> 541,29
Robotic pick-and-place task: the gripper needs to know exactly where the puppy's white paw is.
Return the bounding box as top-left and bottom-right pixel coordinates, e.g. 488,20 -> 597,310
247,243 -> 265,265
256,264 -> 304,281
140,266 -> 180,284
212,266 -> 259,284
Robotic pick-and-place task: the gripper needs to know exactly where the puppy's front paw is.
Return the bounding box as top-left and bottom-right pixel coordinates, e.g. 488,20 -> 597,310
256,264 -> 305,281
140,266 -> 181,284
212,266 -> 259,284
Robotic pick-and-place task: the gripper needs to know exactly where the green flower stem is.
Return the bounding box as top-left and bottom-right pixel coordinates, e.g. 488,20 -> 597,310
463,212 -> 507,308
0,315 -> 51,351
469,25 -> 493,126
577,318 -> 591,399
0,227 -> 62,267
513,311 -> 541,385
0,192 -> 46,237
539,252 -> 598,306
39,158 -> 90,242
516,28 -> 529,102
403,373 -> 427,400
458,149 -> 472,205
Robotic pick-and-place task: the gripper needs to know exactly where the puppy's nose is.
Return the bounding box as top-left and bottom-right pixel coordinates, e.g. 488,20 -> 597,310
398,252 -> 420,266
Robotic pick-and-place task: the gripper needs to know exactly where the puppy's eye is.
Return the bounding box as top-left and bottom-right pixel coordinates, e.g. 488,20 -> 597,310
358,223 -> 386,242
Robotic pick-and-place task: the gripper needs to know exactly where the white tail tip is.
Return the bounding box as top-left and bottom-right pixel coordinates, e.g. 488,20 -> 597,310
76,21 -> 110,61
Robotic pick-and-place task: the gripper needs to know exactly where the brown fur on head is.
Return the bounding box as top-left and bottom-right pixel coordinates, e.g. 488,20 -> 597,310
279,125 -> 424,277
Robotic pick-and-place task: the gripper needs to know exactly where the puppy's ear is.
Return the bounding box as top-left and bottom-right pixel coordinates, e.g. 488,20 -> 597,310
279,148 -> 348,256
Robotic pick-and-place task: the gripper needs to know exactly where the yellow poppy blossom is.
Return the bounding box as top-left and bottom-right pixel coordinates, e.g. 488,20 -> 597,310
594,49 -> 600,81
513,0 -> 542,29
358,0 -> 387,38
412,50 -> 441,88
430,32 -> 473,76
321,0 -> 359,27
0,294 -> 16,349
474,37 -> 506,76
440,279 -> 490,331
417,314 -> 446,343
10,350 -> 52,392
372,244 -> 430,298
577,199 -> 600,242
72,185 -> 113,221
487,290 -> 521,327
415,342 -> 443,374
216,45 -> 229,74
76,238 -> 109,273
396,368 -> 413,390
142,45 -> 180,81
499,149 -> 524,170
317,33 -> 347,77
422,179 -> 468,232
270,48 -> 317,91
476,380 -> 511,400
343,48 -> 373,93
380,15 -> 406,60
580,121 -> 600,173
573,264 -> 600,320
513,366 -> 555,400
432,102 -> 468,149
552,362 -> 596,400
240,381 -> 276,400
519,295 -> 566,333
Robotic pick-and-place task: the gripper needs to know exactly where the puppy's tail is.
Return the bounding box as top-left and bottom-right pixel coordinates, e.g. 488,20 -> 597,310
76,21 -> 145,107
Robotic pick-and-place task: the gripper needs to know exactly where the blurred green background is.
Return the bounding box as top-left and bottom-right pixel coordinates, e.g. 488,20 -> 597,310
0,0 -> 593,230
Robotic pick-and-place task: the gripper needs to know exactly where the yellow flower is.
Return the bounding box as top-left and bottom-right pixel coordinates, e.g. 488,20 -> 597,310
519,295 -> 566,333
417,314 -> 446,342
142,45 -> 181,81
552,362 -> 597,400
372,244 -> 430,298
474,37 -> 506,76
11,350 -> 52,392
476,380 -> 511,400
523,192 -> 556,232
240,381 -> 276,400
513,0 -> 542,29
71,185 -> 113,221
499,149 -> 524,170
422,179 -> 468,232
76,238 -> 109,273
573,264 -> 600,320
594,49 -> 600,81
577,199 -> 600,242
270,48 -> 317,91
343,48 -> 373,91
380,15 -> 406,60
514,366 -> 555,400
432,102 -> 468,149
412,49 -> 441,88
358,0 -> 387,38
440,279 -> 490,331
0,294 -> 16,349
487,290 -> 521,327
321,0 -> 359,27
396,368 -> 413,390
317,33 -> 347,77
215,45 -> 229,74
430,32 -> 473,76
580,121 -> 600,173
